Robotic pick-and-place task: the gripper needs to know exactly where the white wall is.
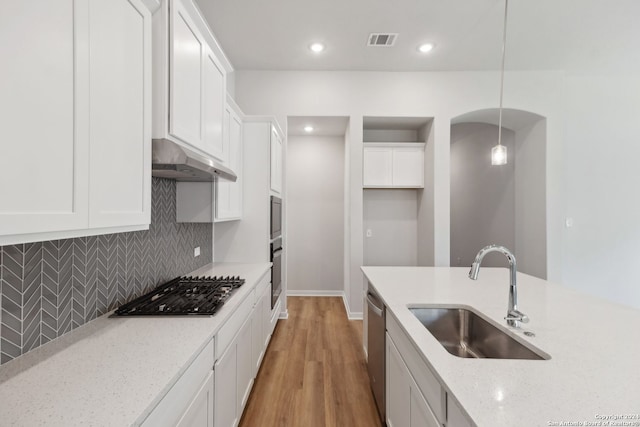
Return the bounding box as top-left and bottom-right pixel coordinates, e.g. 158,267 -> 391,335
234,70 -> 566,316
450,123 -> 515,268
562,73 -> 640,308
364,189 -> 418,266
286,135 -> 345,294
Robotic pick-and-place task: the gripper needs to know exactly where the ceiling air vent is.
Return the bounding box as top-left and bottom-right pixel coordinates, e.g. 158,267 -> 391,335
367,33 -> 398,47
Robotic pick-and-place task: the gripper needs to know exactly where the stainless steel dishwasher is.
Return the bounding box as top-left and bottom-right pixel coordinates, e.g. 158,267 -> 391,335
366,283 -> 386,423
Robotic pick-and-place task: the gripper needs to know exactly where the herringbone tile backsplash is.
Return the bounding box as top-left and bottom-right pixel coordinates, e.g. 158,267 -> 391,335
0,178 -> 213,365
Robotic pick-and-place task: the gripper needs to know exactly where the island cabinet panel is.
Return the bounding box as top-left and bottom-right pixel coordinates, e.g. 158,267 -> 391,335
386,333 -> 440,427
386,334 -> 411,427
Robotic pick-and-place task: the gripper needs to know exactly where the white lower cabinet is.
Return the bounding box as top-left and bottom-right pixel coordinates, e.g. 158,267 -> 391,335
386,334 -> 439,427
177,372 -> 214,427
214,334 -> 239,427
214,272 -> 273,427
141,340 -> 214,427
386,315 -> 474,427
252,279 -> 272,374
386,334 -> 411,427
142,272 -> 275,427
236,317 -> 254,415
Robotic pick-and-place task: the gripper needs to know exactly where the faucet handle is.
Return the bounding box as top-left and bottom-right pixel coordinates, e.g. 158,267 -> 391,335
505,309 -> 529,323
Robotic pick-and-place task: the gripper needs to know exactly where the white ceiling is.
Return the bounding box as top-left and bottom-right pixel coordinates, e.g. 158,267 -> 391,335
195,0 -> 640,72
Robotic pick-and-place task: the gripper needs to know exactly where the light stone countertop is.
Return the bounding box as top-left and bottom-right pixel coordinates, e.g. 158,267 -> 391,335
361,266 -> 640,427
0,262 -> 271,427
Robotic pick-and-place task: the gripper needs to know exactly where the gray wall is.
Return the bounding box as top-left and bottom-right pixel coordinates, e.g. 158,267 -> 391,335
287,135 -> 345,293
515,120 -> 547,278
364,189 -> 418,266
0,178 -> 212,365
450,123 -> 515,268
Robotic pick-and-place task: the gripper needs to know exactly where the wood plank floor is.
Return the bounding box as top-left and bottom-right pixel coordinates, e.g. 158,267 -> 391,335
239,296 -> 382,427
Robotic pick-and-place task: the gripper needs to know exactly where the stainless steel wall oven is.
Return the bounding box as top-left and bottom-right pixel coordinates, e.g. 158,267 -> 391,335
270,237 -> 282,308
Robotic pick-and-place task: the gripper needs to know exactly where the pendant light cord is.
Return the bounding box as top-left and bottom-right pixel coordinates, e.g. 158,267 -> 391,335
498,0 -> 508,147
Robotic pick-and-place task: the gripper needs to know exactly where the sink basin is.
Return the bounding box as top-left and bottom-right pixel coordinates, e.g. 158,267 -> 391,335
409,306 -> 549,360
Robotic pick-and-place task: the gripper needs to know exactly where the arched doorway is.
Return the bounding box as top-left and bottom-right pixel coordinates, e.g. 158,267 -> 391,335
450,108 -> 547,278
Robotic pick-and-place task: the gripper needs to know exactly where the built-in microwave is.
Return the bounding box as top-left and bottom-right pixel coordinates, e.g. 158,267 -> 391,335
270,196 -> 282,239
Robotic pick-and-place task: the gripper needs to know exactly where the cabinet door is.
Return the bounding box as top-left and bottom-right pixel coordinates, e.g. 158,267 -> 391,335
392,147 -> 424,187
176,371 -> 214,427
363,147 -> 393,187
169,0 -> 203,147
270,127 -> 283,194
409,376 -> 440,427
88,0 -> 151,228
202,48 -> 226,161
236,317 -> 254,415
262,284 -> 272,348
386,335 -> 411,427
215,107 -> 242,221
0,0 -> 89,238
251,297 -> 263,375
214,340 -> 238,427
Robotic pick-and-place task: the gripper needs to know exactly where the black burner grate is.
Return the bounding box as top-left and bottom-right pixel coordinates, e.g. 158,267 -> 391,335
114,276 -> 245,316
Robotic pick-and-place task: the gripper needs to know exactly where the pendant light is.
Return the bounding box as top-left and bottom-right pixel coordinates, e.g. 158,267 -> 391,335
492,0 -> 509,166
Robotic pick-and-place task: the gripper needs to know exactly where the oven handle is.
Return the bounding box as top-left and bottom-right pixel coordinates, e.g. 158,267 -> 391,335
366,292 -> 384,317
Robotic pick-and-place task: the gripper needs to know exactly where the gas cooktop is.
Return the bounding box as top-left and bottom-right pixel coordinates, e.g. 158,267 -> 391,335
114,276 -> 245,316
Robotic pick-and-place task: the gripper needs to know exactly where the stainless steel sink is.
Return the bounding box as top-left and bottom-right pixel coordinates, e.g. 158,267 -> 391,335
409,307 -> 549,360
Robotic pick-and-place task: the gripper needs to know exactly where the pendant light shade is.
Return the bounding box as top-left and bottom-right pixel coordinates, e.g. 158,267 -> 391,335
491,144 -> 507,165
492,0 -> 509,166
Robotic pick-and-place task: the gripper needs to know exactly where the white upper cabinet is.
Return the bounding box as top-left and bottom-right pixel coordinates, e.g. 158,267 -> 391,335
155,0 -> 230,163
363,143 -> 425,188
363,146 -> 393,187
169,0 -> 204,146
89,0 -> 152,228
270,126 -> 283,195
202,49 -> 226,161
0,0 -> 89,238
215,100 -> 243,221
0,0 -> 152,245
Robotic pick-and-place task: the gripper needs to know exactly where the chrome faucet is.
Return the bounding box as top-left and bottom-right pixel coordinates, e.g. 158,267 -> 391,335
468,245 -> 529,327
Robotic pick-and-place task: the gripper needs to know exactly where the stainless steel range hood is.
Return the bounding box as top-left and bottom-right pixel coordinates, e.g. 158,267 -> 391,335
152,139 -> 237,182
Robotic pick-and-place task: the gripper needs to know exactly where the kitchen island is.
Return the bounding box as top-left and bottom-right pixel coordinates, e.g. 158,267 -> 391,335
362,266 -> 640,427
0,262 -> 271,426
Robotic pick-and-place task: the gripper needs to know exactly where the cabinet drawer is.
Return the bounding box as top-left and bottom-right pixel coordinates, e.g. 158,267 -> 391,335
255,273 -> 270,301
141,339 -> 214,427
268,297 -> 281,337
216,289 -> 255,360
387,314 -> 446,424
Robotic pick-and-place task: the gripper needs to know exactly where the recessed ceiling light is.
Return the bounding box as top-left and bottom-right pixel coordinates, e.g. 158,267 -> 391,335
418,43 -> 435,53
309,43 -> 325,53
304,125 -> 314,133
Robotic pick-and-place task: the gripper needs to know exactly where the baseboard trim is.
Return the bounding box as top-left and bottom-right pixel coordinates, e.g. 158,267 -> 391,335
341,293 -> 364,320
287,290 -> 344,297
279,309 -> 289,319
